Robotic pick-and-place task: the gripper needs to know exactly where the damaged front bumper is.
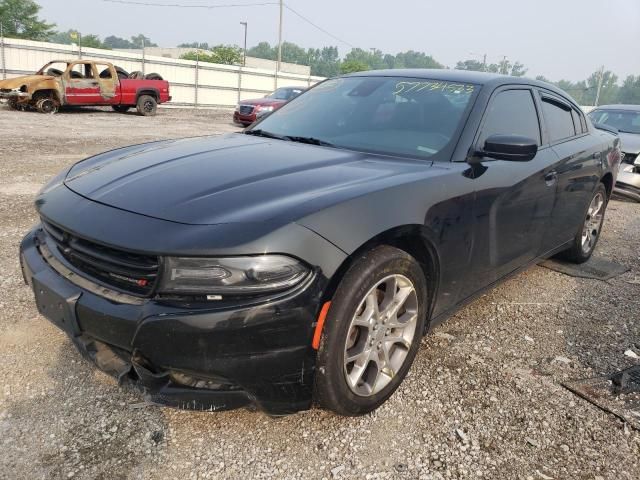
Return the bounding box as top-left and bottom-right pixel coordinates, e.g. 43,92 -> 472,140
615,162 -> 640,202
20,226 -> 325,415
0,89 -> 30,102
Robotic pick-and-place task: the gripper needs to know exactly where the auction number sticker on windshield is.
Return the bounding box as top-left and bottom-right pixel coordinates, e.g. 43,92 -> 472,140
393,81 -> 474,96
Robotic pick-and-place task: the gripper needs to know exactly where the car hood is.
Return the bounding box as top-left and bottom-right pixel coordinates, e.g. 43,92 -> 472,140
619,132 -> 640,155
240,98 -> 283,107
63,134 -> 436,225
0,75 -> 56,89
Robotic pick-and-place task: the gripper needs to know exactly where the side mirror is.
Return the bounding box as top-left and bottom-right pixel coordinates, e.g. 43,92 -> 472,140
476,134 -> 538,162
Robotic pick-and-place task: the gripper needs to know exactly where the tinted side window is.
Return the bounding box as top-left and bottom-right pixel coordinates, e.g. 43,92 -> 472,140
541,97 -> 575,142
571,109 -> 582,134
479,89 -> 540,146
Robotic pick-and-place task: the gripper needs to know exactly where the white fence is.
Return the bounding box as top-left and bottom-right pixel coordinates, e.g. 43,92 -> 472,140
0,37 -> 325,108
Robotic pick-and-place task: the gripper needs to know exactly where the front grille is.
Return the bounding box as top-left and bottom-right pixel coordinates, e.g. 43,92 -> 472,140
239,105 -> 254,115
41,220 -> 159,296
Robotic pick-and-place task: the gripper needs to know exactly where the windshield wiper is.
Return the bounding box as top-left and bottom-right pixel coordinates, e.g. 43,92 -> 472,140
285,136 -> 335,147
244,129 -> 289,141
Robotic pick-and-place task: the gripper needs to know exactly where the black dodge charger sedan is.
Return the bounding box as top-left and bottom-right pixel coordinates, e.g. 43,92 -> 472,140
20,70 -> 621,416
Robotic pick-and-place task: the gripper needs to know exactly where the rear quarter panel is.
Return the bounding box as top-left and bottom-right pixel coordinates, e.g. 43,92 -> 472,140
119,79 -> 171,105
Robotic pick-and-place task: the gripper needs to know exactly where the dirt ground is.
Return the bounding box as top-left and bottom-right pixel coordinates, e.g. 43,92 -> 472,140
0,106 -> 638,480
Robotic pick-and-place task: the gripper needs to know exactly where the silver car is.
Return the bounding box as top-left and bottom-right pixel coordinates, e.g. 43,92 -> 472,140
589,105 -> 640,202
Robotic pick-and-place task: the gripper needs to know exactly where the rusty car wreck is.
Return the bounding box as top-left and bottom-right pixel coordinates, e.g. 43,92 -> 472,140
0,60 -> 171,115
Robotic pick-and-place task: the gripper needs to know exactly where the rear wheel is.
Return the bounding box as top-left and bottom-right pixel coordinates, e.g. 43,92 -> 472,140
112,105 -> 131,113
314,246 -> 427,416
136,95 -> 157,116
559,183 -> 608,263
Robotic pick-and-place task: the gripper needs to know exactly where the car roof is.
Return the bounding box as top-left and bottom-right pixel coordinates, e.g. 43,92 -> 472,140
592,104 -> 640,112
341,68 -> 576,103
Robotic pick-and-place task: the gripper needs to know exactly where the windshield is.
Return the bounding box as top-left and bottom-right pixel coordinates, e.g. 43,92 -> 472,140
589,109 -> 640,134
254,76 -> 477,159
268,87 -> 304,100
37,61 -> 69,76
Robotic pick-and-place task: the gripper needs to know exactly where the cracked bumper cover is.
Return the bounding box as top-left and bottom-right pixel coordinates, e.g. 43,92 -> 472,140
0,90 -> 30,100
20,227 -> 326,415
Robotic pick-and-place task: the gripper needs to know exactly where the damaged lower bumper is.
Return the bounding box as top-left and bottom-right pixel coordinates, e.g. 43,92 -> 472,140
615,164 -> 640,202
20,227 -> 324,415
0,90 -> 30,101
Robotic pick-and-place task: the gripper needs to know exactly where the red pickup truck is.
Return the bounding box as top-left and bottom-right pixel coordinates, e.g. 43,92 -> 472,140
0,60 -> 171,115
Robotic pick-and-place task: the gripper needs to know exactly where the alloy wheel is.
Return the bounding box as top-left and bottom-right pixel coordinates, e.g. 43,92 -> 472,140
581,192 -> 605,254
343,274 -> 418,397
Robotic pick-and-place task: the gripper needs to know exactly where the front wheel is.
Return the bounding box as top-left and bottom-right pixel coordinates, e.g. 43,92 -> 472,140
314,246 -> 427,416
559,183 -> 608,263
136,95 -> 157,116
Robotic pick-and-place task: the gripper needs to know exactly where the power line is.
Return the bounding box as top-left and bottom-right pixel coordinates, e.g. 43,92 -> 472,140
102,0 -> 278,9
283,4 -> 355,48
100,0 -> 356,47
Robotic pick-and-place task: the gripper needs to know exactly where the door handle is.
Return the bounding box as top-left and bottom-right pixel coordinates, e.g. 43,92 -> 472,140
544,170 -> 558,186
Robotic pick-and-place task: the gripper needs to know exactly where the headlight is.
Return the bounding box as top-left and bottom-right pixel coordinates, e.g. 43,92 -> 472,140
234,104 -> 240,111
258,105 -> 274,112
160,255 -> 310,295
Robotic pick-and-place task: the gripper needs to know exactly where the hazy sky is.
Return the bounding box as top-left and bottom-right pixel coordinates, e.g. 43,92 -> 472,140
36,0 -> 640,82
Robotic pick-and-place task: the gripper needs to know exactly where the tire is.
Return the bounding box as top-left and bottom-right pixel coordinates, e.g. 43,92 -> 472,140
559,183 -> 608,264
314,245 -> 427,416
144,72 -> 163,80
7,98 -> 19,110
136,95 -> 157,116
112,105 -> 131,113
35,97 -> 58,114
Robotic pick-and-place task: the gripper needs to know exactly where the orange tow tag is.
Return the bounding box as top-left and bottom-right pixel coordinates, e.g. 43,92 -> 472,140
311,301 -> 331,350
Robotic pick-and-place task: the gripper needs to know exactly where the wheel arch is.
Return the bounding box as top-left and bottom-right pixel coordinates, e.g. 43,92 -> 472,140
136,88 -> 159,101
321,224 -> 441,334
600,172 -> 614,199
32,88 -> 62,104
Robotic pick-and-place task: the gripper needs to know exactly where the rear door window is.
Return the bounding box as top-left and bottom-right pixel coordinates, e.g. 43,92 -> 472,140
541,96 -> 576,142
479,89 -> 541,146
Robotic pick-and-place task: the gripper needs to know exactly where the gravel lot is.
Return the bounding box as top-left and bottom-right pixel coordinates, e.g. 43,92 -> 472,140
0,106 -> 639,480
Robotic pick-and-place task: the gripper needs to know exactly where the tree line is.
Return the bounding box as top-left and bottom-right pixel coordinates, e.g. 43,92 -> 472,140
1,0 -> 638,105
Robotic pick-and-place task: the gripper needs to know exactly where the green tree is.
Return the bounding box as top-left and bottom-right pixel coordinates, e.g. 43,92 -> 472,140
307,46 -> 340,77
455,59 -> 486,71
104,35 -> 136,49
618,75 -> 640,104
180,44 -> 243,65
247,41 -> 276,60
340,59 -> 369,74
178,41 -> 210,49
48,29 -> 110,49
456,58 -> 526,76
392,50 -> 443,69
0,0 -> 55,40
130,34 -> 157,48
343,48 -> 386,70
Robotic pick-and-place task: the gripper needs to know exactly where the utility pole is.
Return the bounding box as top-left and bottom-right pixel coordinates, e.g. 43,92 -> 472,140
78,32 -> 82,59
195,48 -> 199,108
277,0 -> 283,73
141,36 -> 146,75
1,21 -> 6,80
500,55 -> 508,74
240,21 -> 247,66
482,53 -> 486,72
594,65 -> 605,107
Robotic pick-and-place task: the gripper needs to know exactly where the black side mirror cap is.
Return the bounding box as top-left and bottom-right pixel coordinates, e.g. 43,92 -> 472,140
472,134 -> 538,162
